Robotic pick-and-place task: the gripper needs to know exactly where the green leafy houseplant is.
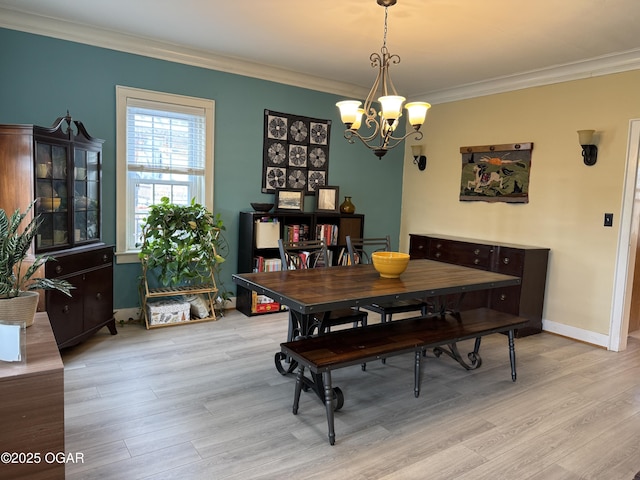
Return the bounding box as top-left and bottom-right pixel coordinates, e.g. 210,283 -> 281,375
138,197 -> 229,312
0,202 -> 74,299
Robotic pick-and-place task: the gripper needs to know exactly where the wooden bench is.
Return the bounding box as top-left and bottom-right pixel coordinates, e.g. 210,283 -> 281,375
280,307 -> 528,445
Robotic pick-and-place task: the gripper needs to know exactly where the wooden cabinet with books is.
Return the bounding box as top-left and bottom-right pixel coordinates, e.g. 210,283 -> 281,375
236,211 -> 364,316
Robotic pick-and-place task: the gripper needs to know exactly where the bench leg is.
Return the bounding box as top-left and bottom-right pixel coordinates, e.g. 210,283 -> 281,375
508,330 -> 517,381
293,365 -> 305,414
414,349 -> 422,397
322,371 -> 336,445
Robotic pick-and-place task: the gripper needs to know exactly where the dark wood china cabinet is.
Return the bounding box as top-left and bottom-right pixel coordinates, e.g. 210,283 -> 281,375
0,113 -> 116,348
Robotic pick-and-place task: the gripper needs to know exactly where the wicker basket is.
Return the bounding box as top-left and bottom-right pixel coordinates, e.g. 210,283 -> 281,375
0,291 -> 39,327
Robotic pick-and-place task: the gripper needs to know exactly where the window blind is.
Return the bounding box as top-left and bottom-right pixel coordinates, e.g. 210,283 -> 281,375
126,102 -> 206,174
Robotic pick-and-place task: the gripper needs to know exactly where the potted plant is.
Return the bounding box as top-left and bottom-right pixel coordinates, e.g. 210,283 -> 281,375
138,197 -> 229,321
0,202 -> 73,327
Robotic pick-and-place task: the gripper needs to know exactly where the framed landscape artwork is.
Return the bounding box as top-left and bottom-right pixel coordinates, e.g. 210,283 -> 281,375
275,188 -> 305,212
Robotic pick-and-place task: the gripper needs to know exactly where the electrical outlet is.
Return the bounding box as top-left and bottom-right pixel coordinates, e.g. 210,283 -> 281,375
604,213 -> 613,227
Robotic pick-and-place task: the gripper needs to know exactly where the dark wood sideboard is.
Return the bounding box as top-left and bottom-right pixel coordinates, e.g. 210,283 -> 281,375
0,312 -> 65,479
409,234 -> 549,337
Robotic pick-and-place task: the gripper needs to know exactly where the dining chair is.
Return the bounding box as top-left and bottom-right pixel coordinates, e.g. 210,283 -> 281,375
346,235 -> 431,323
278,238 -> 368,335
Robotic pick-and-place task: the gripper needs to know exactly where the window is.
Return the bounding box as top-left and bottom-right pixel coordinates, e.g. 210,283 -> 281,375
116,86 -> 214,263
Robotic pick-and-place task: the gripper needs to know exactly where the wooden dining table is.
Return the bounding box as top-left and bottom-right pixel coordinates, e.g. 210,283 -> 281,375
233,259 -> 522,406
232,258 -> 520,321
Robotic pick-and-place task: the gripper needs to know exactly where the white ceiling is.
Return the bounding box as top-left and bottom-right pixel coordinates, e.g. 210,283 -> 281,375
1,0 -> 640,103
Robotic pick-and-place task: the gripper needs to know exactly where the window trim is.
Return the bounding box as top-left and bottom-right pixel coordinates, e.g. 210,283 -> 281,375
115,86 -> 215,264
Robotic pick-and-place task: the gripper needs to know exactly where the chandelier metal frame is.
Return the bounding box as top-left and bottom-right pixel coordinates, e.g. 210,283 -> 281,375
337,0 -> 430,158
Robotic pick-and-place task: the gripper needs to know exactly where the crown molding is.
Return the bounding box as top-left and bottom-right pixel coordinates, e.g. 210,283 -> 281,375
416,49 -> 640,105
2,7 -> 639,105
0,7 -> 368,100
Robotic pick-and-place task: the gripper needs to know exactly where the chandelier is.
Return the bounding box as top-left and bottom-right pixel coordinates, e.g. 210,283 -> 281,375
336,0 -> 431,158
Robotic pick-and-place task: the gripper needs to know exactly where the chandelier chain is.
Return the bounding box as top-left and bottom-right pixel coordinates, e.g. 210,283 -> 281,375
383,7 -> 388,49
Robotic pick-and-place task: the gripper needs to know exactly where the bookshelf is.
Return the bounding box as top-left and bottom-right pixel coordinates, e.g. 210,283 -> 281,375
236,211 -> 364,316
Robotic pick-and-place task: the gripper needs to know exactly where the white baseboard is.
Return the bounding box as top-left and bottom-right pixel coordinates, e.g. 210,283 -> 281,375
542,318 -> 609,349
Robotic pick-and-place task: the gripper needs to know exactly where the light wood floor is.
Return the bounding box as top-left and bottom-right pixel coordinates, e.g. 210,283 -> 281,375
62,309 -> 640,480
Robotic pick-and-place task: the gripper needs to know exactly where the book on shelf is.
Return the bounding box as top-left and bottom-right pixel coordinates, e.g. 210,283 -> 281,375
282,223 -> 309,243
337,247 -> 360,265
253,256 -> 283,273
251,291 -> 281,313
251,255 -> 283,313
311,249 -> 332,267
316,224 -> 338,246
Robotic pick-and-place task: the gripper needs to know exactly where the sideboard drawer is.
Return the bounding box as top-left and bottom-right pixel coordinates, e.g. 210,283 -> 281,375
409,234 -> 429,259
428,238 -> 492,270
493,247 -> 525,276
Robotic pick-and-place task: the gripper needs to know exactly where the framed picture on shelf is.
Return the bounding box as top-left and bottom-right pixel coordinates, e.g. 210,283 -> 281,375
315,186 -> 339,213
275,188 -> 305,212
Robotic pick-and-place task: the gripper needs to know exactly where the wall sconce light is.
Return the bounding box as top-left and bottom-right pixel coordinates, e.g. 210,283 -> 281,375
411,144 -> 427,171
577,129 -> 598,166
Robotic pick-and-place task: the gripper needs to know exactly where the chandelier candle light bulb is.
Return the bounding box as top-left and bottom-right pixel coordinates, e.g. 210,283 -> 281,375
378,95 -> 405,122
336,100 -> 362,128
406,102 -> 431,128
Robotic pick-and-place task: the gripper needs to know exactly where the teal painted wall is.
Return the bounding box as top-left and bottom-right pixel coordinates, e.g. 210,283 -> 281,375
0,27 -> 405,309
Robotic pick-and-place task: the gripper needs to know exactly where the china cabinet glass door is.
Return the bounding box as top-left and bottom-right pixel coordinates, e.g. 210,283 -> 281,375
35,141 -> 69,250
73,148 -> 100,243
33,116 -> 103,254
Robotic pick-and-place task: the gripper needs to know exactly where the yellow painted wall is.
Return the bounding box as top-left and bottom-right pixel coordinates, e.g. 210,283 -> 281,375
400,70 -> 640,337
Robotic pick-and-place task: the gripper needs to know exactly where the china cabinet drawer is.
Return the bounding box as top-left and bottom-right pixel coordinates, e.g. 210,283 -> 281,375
48,246 -> 113,277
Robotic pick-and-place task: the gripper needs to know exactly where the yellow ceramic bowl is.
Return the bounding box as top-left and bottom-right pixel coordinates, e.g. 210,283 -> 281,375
371,251 -> 410,278
39,197 -> 61,211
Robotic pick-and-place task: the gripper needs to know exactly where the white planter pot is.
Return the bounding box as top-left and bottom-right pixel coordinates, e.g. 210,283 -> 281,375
0,291 -> 39,327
